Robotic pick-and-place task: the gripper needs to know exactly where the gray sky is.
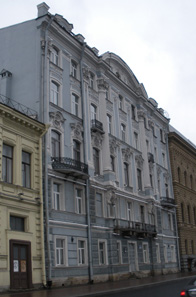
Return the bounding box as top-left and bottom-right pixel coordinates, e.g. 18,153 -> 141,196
0,0 -> 196,144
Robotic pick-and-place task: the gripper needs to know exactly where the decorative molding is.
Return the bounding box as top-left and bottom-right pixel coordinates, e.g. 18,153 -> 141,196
91,132 -> 103,149
122,147 -> 133,162
49,111 -> 65,129
70,122 -> 83,142
135,154 -> 144,169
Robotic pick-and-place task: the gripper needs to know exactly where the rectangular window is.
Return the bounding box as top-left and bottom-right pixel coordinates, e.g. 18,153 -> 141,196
93,148 -> 100,175
137,168 -> 142,191
162,153 -> 166,167
10,216 -> 25,232
168,213 -> 173,230
121,124 -> 126,142
51,81 -> 59,105
51,131 -> 60,158
131,104 -> 136,120
56,238 -> 66,266
124,163 -> 129,186
2,144 -> 13,183
98,240 -> 107,265
116,241 -> 122,264
22,151 -> 31,188
119,95 -> 123,110
143,243 -> 149,263
53,183 -> 60,210
71,60 -> 77,78
72,93 -> 79,116
127,202 -> 132,220
110,155 -> 115,172
78,240 -> 87,265
96,193 -> 103,217
134,132 -> 138,149
108,202 -> 116,218
73,140 -> 80,161
51,47 -> 59,65
91,104 -> 97,120
90,72 -> 94,89
107,114 -> 112,134
164,244 -> 168,263
76,188 -> 83,214
170,245 -> 176,262
155,243 -> 161,263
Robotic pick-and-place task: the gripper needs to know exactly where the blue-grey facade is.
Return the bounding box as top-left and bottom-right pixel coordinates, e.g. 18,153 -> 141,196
0,2 -> 180,287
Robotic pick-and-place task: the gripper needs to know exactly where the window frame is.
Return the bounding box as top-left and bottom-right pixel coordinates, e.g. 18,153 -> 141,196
71,93 -> 79,117
22,150 -> 31,188
55,236 -> 68,267
107,114 -> 112,134
142,243 -> 149,264
116,240 -> 122,264
73,139 -> 81,162
51,130 -> 61,158
2,143 -> 13,183
93,148 -> 100,175
50,46 -> 59,66
155,243 -> 161,263
98,240 -> 108,265
75,187 -> 84,214
71,60 -> 77,78
121,123 -> 126,142
77,238 -> 88,266
10,215 -> 25,232
124,162 -> 129,187
91,103 -> 97,120
50,80 -> 59,105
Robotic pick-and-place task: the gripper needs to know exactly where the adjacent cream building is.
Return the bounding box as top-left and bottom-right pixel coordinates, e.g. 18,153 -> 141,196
0,95 -> 47,291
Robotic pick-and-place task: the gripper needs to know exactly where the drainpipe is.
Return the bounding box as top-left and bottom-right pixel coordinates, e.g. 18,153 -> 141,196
43,15 -> 55,284
80,43 -> 93,283
39,127 -> 49,286
166,128 -> 181,271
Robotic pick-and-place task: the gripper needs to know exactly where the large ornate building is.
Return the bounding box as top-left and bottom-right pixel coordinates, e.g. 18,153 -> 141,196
0,89 -> 47,291
0,3 -> 179,289
169,126 -> 196,271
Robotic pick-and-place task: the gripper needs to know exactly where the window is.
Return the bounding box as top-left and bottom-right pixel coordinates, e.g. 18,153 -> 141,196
116,241 -> 122,264
107,114 -> 112,134
110,155 -> 115,172
181,203 -> 185,222
73,140 -> 80,161
170,245 -> 176,262
155,243 -> 161,263
51,131 -> 60,157
150,174 -> 153,188
168,213 -> 173,230
96,193 -> 103,217
121,124 -> 126,142
93,148 -> 100,175
10,216 -> 25,232
90,72 -> 95,89
2,144 -> 13,183
51,46 -> 59,65
76,188 -> 83,214
143,243 -> 149,263
137,168 -> 142,191
91,104 -> 97,120
50,81 -> 59,105
184,171 -> 187,186
98,240 -> 107,265
187,205 -> 191,224
160,129 -> 164,142
164,244 -> 168,263
190,175 -> 193,190
108,202 -> 116,218
22,151 -> 31,188
131,104 -> 136,120
165,183 -> 169,197
140,205 -> 145,223
119,95 -> 123,109
71,60 -> 77,78
177,167 -> 181,183
78,239 -> 87,265
193,206 -> 196,225
127,202 -> 132,220
72,93 -> 79,116
53,183 -> 60,210
144,117 -> 147,129
124,163 -> 129,186
134,132 -> 138,149
56,238 -> 66,266
162,153 -> 166,167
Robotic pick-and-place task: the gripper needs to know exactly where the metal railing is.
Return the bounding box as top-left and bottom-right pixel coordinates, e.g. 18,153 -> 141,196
51,157 -> 88,174
160,196 -> 175,206
114,219 -> 157,235
0,94 -> 38,119
91,119 -> 103,131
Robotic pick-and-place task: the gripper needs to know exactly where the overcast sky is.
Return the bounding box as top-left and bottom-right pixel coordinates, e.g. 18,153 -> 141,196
0,0 -> 196,144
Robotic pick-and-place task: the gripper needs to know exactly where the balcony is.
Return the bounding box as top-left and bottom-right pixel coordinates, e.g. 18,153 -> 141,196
114,219 -> 157,238
160,197 -> 176,208
51,157 -> 88,179
91,119 -> 104,134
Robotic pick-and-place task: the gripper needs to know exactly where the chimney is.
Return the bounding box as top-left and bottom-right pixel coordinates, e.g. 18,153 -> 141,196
0,69 -> 12,98
37,2 -> 50,18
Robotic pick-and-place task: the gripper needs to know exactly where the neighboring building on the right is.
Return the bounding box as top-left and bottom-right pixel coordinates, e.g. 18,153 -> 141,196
168,126 -> 196,271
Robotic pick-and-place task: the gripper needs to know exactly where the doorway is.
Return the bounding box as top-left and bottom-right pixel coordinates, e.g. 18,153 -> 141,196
10,240 -> 32,289
128,241 -> 138,272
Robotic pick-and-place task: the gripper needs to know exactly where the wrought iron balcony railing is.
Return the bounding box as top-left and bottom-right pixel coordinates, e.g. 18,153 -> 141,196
51,157 -> 88,176
114,219 -> 157,238
0,94 -> 38,119
160,196 -> 175,208
91,119 -> 104,133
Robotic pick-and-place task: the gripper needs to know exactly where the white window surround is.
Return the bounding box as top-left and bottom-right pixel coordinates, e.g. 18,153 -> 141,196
170,245 -> 176,262
116,240 -> 122,264
50,78 -> 62,107
71,60 -> 78,78
155,243 -> 161,263
98,239 -> 108,265
77,238 -> 88,266
52,180 -> 64,211
50,128 -> 64,159
50,46 -> 60,66
54,235 -> 68,267
143,243 -> 150,264
163,244 -> 168,263
75,186 -> 85,214
127,202 -> 132,221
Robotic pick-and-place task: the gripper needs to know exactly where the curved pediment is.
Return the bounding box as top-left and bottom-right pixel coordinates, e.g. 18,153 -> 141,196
101,52 -> 148,98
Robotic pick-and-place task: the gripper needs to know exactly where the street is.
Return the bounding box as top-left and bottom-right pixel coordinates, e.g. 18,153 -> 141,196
0,276 -> 194,297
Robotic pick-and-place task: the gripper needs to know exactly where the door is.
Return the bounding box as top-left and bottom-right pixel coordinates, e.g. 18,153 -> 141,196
10,240 -> 32,289
128,242 -> 138,272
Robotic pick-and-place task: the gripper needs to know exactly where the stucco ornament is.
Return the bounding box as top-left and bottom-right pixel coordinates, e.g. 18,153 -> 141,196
135,154 -> 144,169
109,138 -> 120,155
49,111 -> 65,129
70,122 -> 83,142
91,132 -> 103,149
82,66 -> 90,81
122,147 -> 133,162
137,109 -> 146,120
106,189 -> 116,204
97,78 -> 109,91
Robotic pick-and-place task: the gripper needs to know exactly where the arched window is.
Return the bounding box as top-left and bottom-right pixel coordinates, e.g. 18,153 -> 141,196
51,130 -> 60,158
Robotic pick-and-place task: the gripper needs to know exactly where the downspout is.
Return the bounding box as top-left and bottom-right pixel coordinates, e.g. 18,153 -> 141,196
80,42 -> 93,283
166,127 -> 181,271
43,15 -> 55,284
39,126 -> 49,286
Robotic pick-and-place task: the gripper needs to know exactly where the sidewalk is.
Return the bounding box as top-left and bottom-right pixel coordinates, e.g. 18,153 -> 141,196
1,271 -> 196,297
